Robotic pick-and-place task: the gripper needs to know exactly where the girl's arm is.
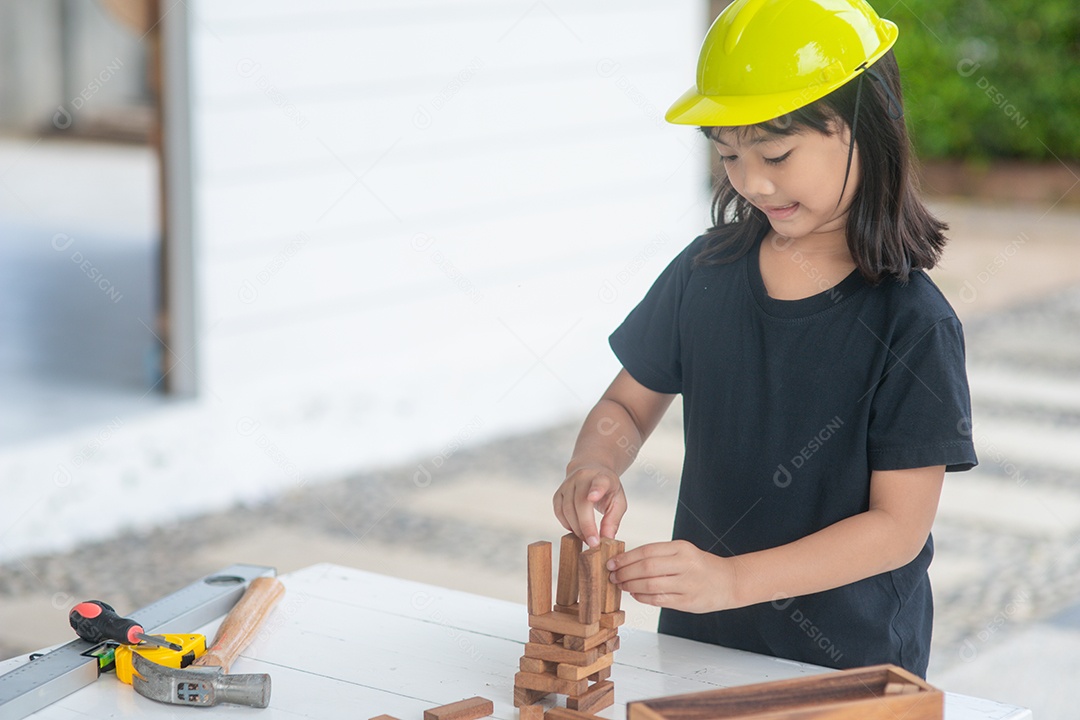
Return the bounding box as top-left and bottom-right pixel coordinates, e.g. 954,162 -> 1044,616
554,369 -> 676,548
609,465 -> 946,612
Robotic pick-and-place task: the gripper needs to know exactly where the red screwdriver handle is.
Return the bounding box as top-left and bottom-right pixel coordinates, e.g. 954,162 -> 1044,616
70,600 -> 144,645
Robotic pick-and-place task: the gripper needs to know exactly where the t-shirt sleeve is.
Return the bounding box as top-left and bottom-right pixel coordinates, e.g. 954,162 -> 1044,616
608,240 -> 701,394
867,316 -> 978,472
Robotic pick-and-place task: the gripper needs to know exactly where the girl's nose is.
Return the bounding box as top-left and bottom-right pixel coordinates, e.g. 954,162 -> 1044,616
739,165 -> 776,198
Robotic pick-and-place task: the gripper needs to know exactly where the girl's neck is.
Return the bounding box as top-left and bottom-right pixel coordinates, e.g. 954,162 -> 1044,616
767,227 -> 851,259
758,229 -> 857,300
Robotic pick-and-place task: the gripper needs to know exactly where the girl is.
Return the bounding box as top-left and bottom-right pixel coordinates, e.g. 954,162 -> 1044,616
552,0 -> 976,678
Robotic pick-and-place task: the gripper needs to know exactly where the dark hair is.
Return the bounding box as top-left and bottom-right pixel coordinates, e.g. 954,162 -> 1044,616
694,50 -> 946,284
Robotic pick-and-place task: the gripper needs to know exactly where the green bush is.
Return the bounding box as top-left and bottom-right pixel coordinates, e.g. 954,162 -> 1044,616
889,0 -> 1080,160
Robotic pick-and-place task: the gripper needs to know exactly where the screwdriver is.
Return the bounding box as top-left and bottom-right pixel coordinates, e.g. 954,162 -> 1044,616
69,600 -> 183,651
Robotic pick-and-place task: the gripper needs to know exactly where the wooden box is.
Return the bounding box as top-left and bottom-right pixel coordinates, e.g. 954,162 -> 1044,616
627,664 -> 943,720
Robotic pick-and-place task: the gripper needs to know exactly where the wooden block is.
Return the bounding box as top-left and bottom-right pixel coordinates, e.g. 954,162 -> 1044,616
423,696 -> 494,720
514,689 -> 548,708
598,539 -> 624,613
562,627 -> 616,651
556,533 -> 582,606
884,682 -> 920,695
518,706 -> 544,720
577,548 -> 603,624
528,541 -> 553,616
553,603 -> 579,615
513,686 -> 548,708
588,666 -> 611,682
525,641 -> 601,666
567,680 -> 614,714
529,628 -> 560,645
545,709 -> 605,720
529,611 -> 599,638
603,635 -> 620,654
514,670 -> 588,697
599,610 -> 625,629
520,656 -> 557,674
556,652 -> 613,681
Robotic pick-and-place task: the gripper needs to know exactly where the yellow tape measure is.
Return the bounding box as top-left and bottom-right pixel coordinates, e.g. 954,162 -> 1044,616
114,634 -> 206,685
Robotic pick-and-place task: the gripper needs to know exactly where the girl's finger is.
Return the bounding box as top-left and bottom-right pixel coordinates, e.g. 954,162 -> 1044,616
576,477 -> 608,547
570,482 -> 594,543
552,488 -> 571,533
609,541 -> 678,571
562,485 -> 583,541
629,592 -> 678,608
586,475 -> 610,503
598,487 -> 627,540
619,573 -> 679,597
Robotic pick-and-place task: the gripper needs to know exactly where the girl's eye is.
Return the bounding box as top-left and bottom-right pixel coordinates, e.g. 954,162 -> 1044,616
764,150 -> 793,165
720,154 -> 738,163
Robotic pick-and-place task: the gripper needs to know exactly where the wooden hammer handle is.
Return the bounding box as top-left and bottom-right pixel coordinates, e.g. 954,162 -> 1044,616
193,576 -> 285,673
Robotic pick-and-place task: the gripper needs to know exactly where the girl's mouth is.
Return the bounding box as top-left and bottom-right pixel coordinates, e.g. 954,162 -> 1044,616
762,202 -> 799,219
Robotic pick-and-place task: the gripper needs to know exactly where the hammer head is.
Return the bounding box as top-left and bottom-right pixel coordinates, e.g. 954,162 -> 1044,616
132,652 -> 272,708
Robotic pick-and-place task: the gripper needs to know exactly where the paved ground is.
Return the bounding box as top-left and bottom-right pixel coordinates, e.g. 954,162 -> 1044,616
1,197 -> 1078,718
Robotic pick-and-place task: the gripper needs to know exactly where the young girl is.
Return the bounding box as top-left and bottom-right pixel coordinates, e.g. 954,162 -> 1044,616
553,0 -> 976,678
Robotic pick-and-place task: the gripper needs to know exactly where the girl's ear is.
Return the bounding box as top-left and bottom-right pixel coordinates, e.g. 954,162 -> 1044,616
838,123 -> 854,148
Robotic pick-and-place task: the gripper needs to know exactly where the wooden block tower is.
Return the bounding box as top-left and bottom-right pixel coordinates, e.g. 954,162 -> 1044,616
513,534 -> 626,713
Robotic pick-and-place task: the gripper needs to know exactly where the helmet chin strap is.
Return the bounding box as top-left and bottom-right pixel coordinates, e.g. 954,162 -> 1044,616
867,66 -> 905,121
834,65 -> 904,211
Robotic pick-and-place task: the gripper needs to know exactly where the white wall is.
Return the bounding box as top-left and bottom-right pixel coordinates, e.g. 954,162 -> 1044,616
0,0 -> 710,560
185,0 -> 711,469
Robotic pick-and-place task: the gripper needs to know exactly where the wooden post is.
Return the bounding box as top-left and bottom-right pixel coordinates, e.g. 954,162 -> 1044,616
578,547 -> 602,625
556,533 -> 582,606
527,541 -> 552,616
599,538 -> 624,613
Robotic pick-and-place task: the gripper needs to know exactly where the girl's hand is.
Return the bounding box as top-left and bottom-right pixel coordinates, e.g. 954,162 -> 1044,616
608,540 -> 737,613
553,464 -> 627,548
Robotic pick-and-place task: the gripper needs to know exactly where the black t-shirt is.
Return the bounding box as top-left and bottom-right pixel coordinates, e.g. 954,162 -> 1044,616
609,230 -> 977,677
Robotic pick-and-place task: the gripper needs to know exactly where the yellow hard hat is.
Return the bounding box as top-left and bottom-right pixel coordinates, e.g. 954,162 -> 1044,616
666,0 -> 898,126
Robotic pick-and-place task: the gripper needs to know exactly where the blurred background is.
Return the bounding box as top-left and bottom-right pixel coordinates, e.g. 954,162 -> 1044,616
0,0 -> 1077,717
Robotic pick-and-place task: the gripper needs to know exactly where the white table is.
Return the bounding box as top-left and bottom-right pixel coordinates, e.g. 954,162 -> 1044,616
1,564 -> 1031,718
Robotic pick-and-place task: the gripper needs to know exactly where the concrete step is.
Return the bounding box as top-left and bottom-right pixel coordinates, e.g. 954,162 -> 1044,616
969,365 -> 1080,418
965,413 -> 1080,480
964,288 -> 1080,375
937,469 -> 1080,538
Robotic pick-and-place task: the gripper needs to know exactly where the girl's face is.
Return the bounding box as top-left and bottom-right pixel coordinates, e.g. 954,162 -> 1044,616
714,121 -> 860,244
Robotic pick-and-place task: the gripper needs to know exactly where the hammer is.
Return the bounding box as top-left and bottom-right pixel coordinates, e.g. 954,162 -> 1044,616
132,576 -> 285,708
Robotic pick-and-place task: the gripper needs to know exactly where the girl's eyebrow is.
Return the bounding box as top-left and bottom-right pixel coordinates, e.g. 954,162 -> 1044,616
714,135 -> 779,147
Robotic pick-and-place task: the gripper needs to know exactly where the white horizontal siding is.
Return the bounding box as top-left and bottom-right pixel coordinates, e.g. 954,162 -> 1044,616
202,203 -> 703,383
193,9 -> 666,91
195,130 -> 688,252
196,68 -> 678,181
186,0 -> 707,476
197,0 -> 671,27
202,188 -> 689,328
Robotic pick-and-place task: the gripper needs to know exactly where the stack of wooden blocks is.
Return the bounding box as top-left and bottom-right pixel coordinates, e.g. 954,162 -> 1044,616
513,534 -> 626,714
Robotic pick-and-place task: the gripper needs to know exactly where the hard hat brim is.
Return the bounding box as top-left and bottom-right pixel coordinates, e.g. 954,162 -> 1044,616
666,19 -> 898,127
